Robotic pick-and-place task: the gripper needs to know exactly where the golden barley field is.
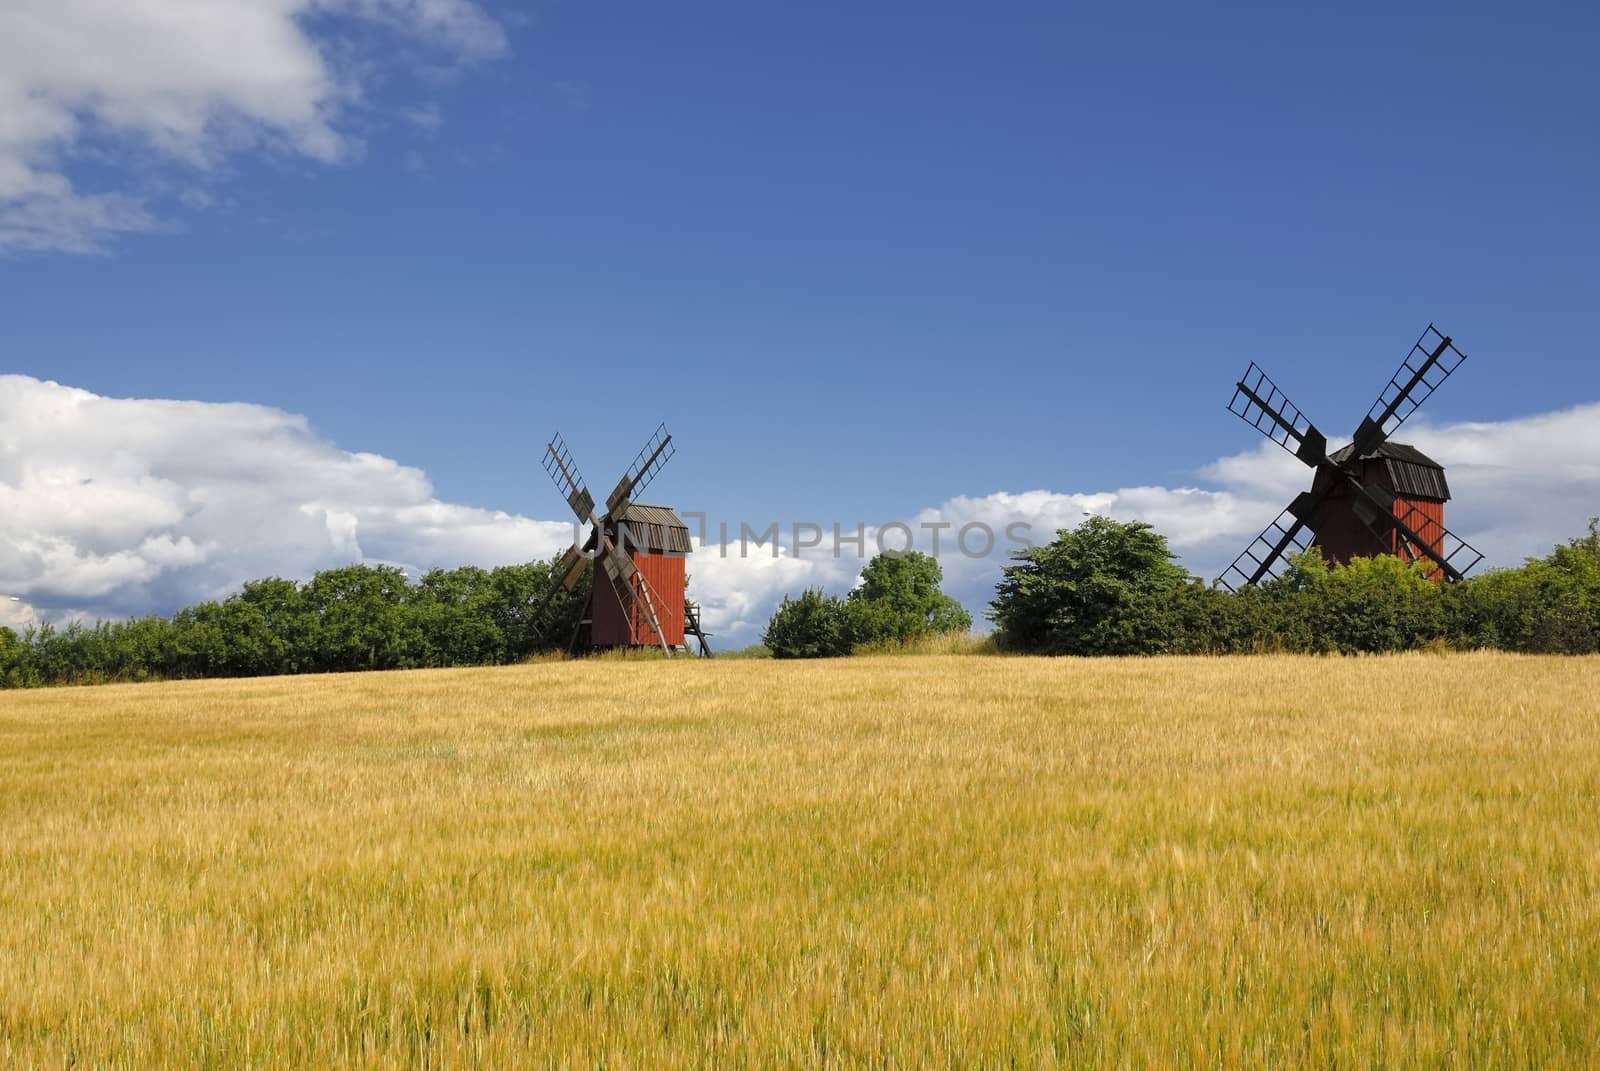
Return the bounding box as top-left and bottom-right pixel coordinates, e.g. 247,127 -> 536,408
1,653 -> 1598,1069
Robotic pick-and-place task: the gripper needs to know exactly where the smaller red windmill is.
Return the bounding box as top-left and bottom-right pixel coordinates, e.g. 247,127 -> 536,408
530,424 -> 711,656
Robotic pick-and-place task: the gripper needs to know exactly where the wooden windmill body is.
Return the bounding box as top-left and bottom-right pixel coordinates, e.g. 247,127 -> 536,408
1309,442 -> 1450,570
584,504 -> 691,648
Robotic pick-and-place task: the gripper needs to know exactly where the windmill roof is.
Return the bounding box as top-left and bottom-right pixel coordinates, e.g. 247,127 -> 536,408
612,503 -> 688,529
1329,441 -> 1450,501
586,503 -> 693,554
1329,440 -> 1441,468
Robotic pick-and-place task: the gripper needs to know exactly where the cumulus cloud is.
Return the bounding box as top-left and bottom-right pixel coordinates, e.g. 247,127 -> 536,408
0,597 -> 35,632
686,538 -> 863,647
0,376 -> 569,625
3,375 -> 1599,648
0,0 -> 506,253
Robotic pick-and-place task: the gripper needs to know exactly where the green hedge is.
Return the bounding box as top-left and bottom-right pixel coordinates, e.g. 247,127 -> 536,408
988,517 -> 1600,657
0,557 -> 588,688
8,519 -> 1597,686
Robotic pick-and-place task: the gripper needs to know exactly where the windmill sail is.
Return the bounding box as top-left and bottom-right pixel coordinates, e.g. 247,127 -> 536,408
555,543 -> 588,590
525,546 -> 591,651
1350,324 -> 1466,456
1391,502 -> 1484,579
1228,363 -> 1329,466
606,423 -> 675,515
543,432 -> 597,521
1216,493 -> 1319,591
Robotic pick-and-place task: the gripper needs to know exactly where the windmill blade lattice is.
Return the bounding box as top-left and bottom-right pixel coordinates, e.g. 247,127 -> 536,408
525,550 -> 586,645
1217,498 -> 1317,592
543,432 -> 596,522
1351,324 -> 1466,455
1389,502 -> 1485,580
606,423 -> 675,516
1228,363 -> 1329,466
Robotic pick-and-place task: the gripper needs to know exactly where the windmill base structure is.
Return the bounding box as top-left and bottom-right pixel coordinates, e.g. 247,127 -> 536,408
1310,442 -> 1451,570
529,424 -> 713,657
583,504 -> 690,648
1218,324 -> 1485,591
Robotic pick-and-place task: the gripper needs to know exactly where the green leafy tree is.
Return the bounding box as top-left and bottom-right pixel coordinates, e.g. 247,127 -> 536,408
412,566 -> 505,667
764,552 -> 972,657
844,551 -> 972,645
229,578 -> 313,675
989,516 -> 1192,655
105,617 -> 175,682
1452,518 -> 1600,653
763,588 -> 850,659
1166,581 -> 1270,655
489,555 -> 591,658
28,620 -> 125,684
301,565 -> 419,672
212,598 -> 277,677
169,602 -> 229,678
0,625 -> 25,687
1535,517 -> 1600,652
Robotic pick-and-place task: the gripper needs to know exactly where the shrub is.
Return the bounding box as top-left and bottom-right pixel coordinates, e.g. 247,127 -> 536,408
1273,552 -> 1447,654
989,517 -> 1193,655
1450,519 -> 1600,653
763,589 -> 851,659
765,552 -> 973,658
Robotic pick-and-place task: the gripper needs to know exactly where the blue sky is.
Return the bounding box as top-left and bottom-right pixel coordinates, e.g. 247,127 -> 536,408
2,2 -> 1598,642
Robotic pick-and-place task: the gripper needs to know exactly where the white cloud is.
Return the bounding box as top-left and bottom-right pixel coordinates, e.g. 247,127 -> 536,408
401,103 -> 446,133
3,375 -> 1598,649
687,539 -> 862,648
0,596 -> 35,632
0,376 -> 569,622
0,0 -> 505,253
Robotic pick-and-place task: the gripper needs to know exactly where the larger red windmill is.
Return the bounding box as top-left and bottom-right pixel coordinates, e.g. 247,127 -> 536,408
1218,324 -> 1486,590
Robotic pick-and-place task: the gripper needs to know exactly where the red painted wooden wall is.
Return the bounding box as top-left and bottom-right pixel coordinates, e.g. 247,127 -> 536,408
590,549 -> 687,648
1310,458 -> 1447,577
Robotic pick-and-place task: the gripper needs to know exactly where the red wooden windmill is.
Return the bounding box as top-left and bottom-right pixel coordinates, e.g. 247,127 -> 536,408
1218,324 -> 1486,590
531,424 -> 710,656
